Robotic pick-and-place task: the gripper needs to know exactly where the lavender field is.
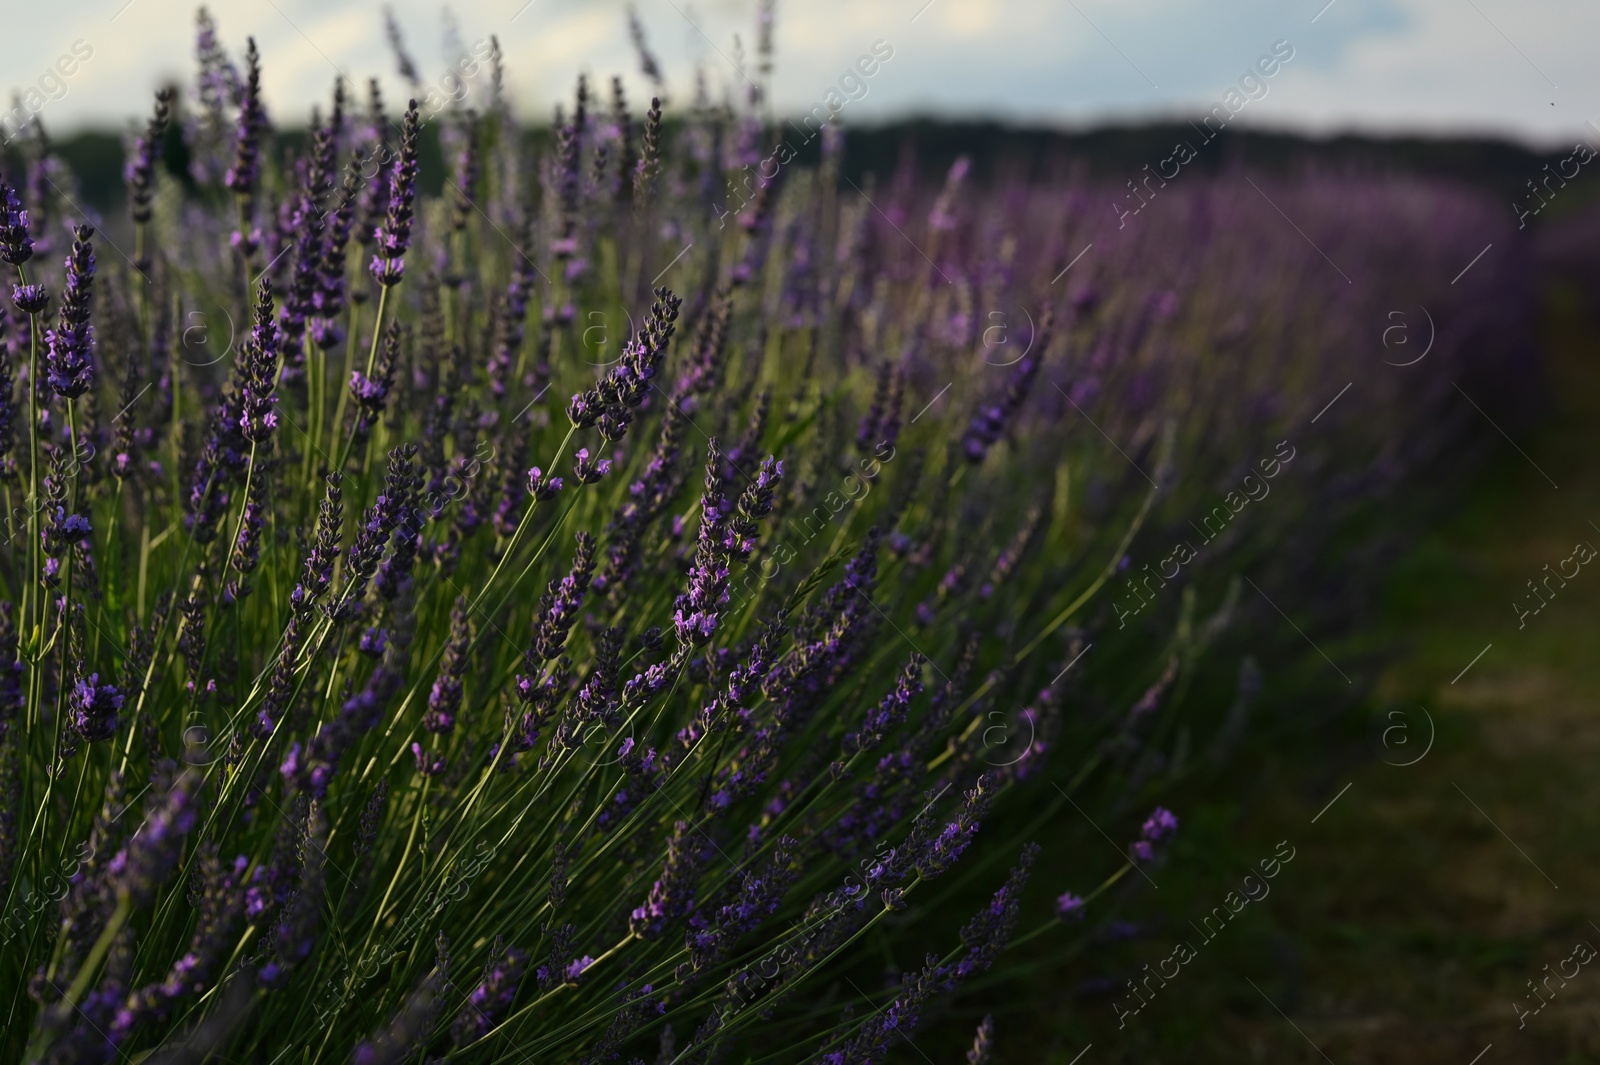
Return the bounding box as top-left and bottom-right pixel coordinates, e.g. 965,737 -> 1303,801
0,6 -> 1576,1063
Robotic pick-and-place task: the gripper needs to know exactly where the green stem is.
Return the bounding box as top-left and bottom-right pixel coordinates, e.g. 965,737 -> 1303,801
327,296 -> 360,473
24,892 -> 132,1062
16,264 -> 39,654
334,284 -> 392,472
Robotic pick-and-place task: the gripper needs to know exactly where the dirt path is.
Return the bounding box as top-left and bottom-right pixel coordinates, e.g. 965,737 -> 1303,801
1181,271 -> 1600,1062
1009,264 -> 1600,1065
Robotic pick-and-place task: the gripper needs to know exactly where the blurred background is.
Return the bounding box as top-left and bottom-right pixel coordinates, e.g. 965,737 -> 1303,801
4,0 -> 1600,139
8,0 -> 1600,212
6,2 -> 1599,1062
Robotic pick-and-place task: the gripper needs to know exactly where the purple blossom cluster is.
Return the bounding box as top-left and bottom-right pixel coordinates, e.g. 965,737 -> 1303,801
567,286 -> 682,441
44,225 -> 97,399
1130,806 -> 1179,865
368,101 -> 420,286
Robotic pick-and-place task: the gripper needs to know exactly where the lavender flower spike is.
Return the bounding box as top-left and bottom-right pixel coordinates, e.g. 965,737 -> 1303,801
530,532 -> 597,662
0,180 -> 33,265
672,439 -> 731,645
567,286 -> 682,440
629,820 -> 705,939
849,653 -> 924,755
369,99 -> 420,286
69,672 -> 124,743
127,89 -> 174,239
963,308 -> 1052,463
967,1015 -> 995,1065
108,767 -> 203,905
423,596 -> 471,734
224,38 -> 266,256
1130,805 -> 1178,863
451,937 -> 528,1046
45,225 -> 97,398
239,278 -> 280,442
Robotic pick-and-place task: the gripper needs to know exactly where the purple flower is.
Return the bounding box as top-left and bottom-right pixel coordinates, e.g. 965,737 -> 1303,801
728,455 -> 783,561
279,742 -> 302,781
350,320 -> 400,434
282,633 -> 407,794
70,672 -> 123,743
529,533 -> 596,661
224,39 -> 266,254
685,837 -> 799,972
311,152 -> 361,347
962,311 -> 1053,463
629,821 -> 706,939
126,90 -> 174,237
1056,892 -> 1086,920
928,154 -> 971,232
359,627 -> 389,657
110,847 -> 247,1039
967,1015 -> 995,1065
452,938 -> 528,1046
567,626 -> 624,734
564,392 -> 596,428
856,362 -> 905,453
325,445 -> 417,620
528,466 -> 564,501
824,957 -> 946,1064
1128,805 -> 1177,863
0,180 -> 33,265
238,279 -> 281,441
1129,657 -> 1180,721
278,191 -> 324,342
12,284 -> 47,315
572,447 -> 611,484
671,441 -> 786,646
109,768 -> 202,905
950,842 -> 1037,981
232,497 -> 266,575
290,473 -> 343,615
411,742 -> 446,776
355,779 -> 390,857
912,773 -> 997,879
423,597 -> 470,734
42,506 -> 93,558
697,615 -> 786,735
536,923 -> 577,992
44,225 -> 97,398
849,654 -> 924,755
369,100 -> 420,286
1141,806 -> 1179,842
259,803 -> 328,988
567,287 -> 682,440
368,253 -> 406,286
488,235 -> 540,396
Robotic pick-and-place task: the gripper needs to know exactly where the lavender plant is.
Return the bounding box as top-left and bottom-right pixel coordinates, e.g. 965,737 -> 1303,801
0,9 -> 1534,1064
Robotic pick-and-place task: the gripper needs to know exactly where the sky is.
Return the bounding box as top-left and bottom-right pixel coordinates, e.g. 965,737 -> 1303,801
2,0 -> 1596,148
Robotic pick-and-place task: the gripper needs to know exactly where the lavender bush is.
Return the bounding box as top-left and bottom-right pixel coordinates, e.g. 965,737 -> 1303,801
0,9 -> 1534,1063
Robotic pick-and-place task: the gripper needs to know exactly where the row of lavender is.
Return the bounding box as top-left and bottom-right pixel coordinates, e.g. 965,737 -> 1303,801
0,9 -> 1533,1064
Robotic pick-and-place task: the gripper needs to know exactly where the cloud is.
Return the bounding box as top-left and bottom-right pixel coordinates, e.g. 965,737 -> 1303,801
0,0 -> 1591,146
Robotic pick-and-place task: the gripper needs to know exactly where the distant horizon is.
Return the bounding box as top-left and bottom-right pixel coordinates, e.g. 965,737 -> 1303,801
19,111 -> 1580,157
